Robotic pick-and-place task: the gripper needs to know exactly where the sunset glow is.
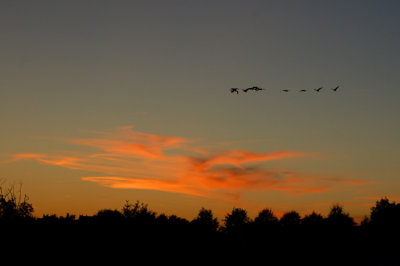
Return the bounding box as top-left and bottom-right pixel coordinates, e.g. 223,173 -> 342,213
1,1 -> 400,221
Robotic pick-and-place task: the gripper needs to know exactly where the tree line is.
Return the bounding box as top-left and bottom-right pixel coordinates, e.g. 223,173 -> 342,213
1,184 -> 399,264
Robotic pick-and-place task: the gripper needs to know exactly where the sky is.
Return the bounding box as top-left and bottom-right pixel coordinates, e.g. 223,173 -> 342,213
1,0 -> 400,221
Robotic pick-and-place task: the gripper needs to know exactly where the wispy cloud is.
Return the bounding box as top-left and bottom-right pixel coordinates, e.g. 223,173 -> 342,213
357,195 -> 400,202
2,126 -> 372,201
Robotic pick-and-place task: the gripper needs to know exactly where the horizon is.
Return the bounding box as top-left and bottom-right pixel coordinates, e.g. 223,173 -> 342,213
1,1 -> 400,224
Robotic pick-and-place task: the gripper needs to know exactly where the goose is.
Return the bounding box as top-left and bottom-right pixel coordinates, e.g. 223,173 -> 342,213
230,88 -> 239,94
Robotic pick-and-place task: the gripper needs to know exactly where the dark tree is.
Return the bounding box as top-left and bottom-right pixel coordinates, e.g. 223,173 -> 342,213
254,208 -> 278,226
280,211 -> 301,228
250,208 -> 280,251
370,197 -> 400,228
301,212 -> 326,248
95,209 -> 124,224
168,214 -> 189,225
222,207 -> 250,250
122,200 -> 156,224
326,204 -> 355,229
301,212 -> 324,228
367,198 -> 400,263
191,207 -> 219,233
156,213 -> 169,225
0,183 -> 33,223
223,207 -> 250,233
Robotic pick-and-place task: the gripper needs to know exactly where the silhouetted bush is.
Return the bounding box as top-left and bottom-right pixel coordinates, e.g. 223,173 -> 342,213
0,183 -> 33,223
122,200 -> 156,225
94,209 -> 125,224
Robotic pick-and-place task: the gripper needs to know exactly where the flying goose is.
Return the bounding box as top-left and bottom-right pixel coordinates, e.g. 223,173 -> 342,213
230,88 -> 239,94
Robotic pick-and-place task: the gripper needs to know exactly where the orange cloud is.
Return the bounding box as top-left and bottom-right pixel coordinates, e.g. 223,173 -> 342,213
70,126 -> 190,160
81,176 -> 205,197
200,150 -> 308,169
3,126 -> 373,201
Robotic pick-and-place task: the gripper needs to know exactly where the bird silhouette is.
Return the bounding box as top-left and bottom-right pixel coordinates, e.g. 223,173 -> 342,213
230,88 -> 239,94
282,89 -> 289,92
332,86 -> 339,91
253,86 -> 264,91
314,87 -> 323,92
300,89 -> 307,92
244,87 -> 256,92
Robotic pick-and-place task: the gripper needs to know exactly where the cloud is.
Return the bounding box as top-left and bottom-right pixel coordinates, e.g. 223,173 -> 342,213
3,126 -> 372,201
198,150 -> 307,169
70,126 -> 189,160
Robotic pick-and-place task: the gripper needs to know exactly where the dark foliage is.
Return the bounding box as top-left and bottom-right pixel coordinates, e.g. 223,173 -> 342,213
370,197 -> 400,228
223,207 -> 250,233
280,210 -> 301,228
191,207 -> 219,233
301,211 -> 325,228
326,204 -> 355,229
0,183 -> 33,223
1,183 -> 399,264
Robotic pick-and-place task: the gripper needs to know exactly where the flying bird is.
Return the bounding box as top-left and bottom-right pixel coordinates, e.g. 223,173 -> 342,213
253,86 -> 265,91
314,87 -> 323,92
230,88 -> 239,94
300,89 -> 307,92
282,89 -> 289,92
332,86 -> 339,91
244,87 -> 259,92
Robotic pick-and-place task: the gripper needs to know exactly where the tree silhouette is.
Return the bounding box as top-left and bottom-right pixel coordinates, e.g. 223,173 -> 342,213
367,198 -> 400,264
326,204 -> 355,229
94,209 -> 124,224
223,207 -> 250,233
280,211 -> 301,228
223,207 -> 250,249
300,211 -> 326,254
122,200 -> 156,225
370,197 -> 400,228
254,208 -> 279,226
301,211 -> 324,229
0,183 -> 33,223
3,181 -> 400,264
156,213 -> 169,225
168,214 -> 189,225
191,207 -> 219,233
249,208 -> 280,252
